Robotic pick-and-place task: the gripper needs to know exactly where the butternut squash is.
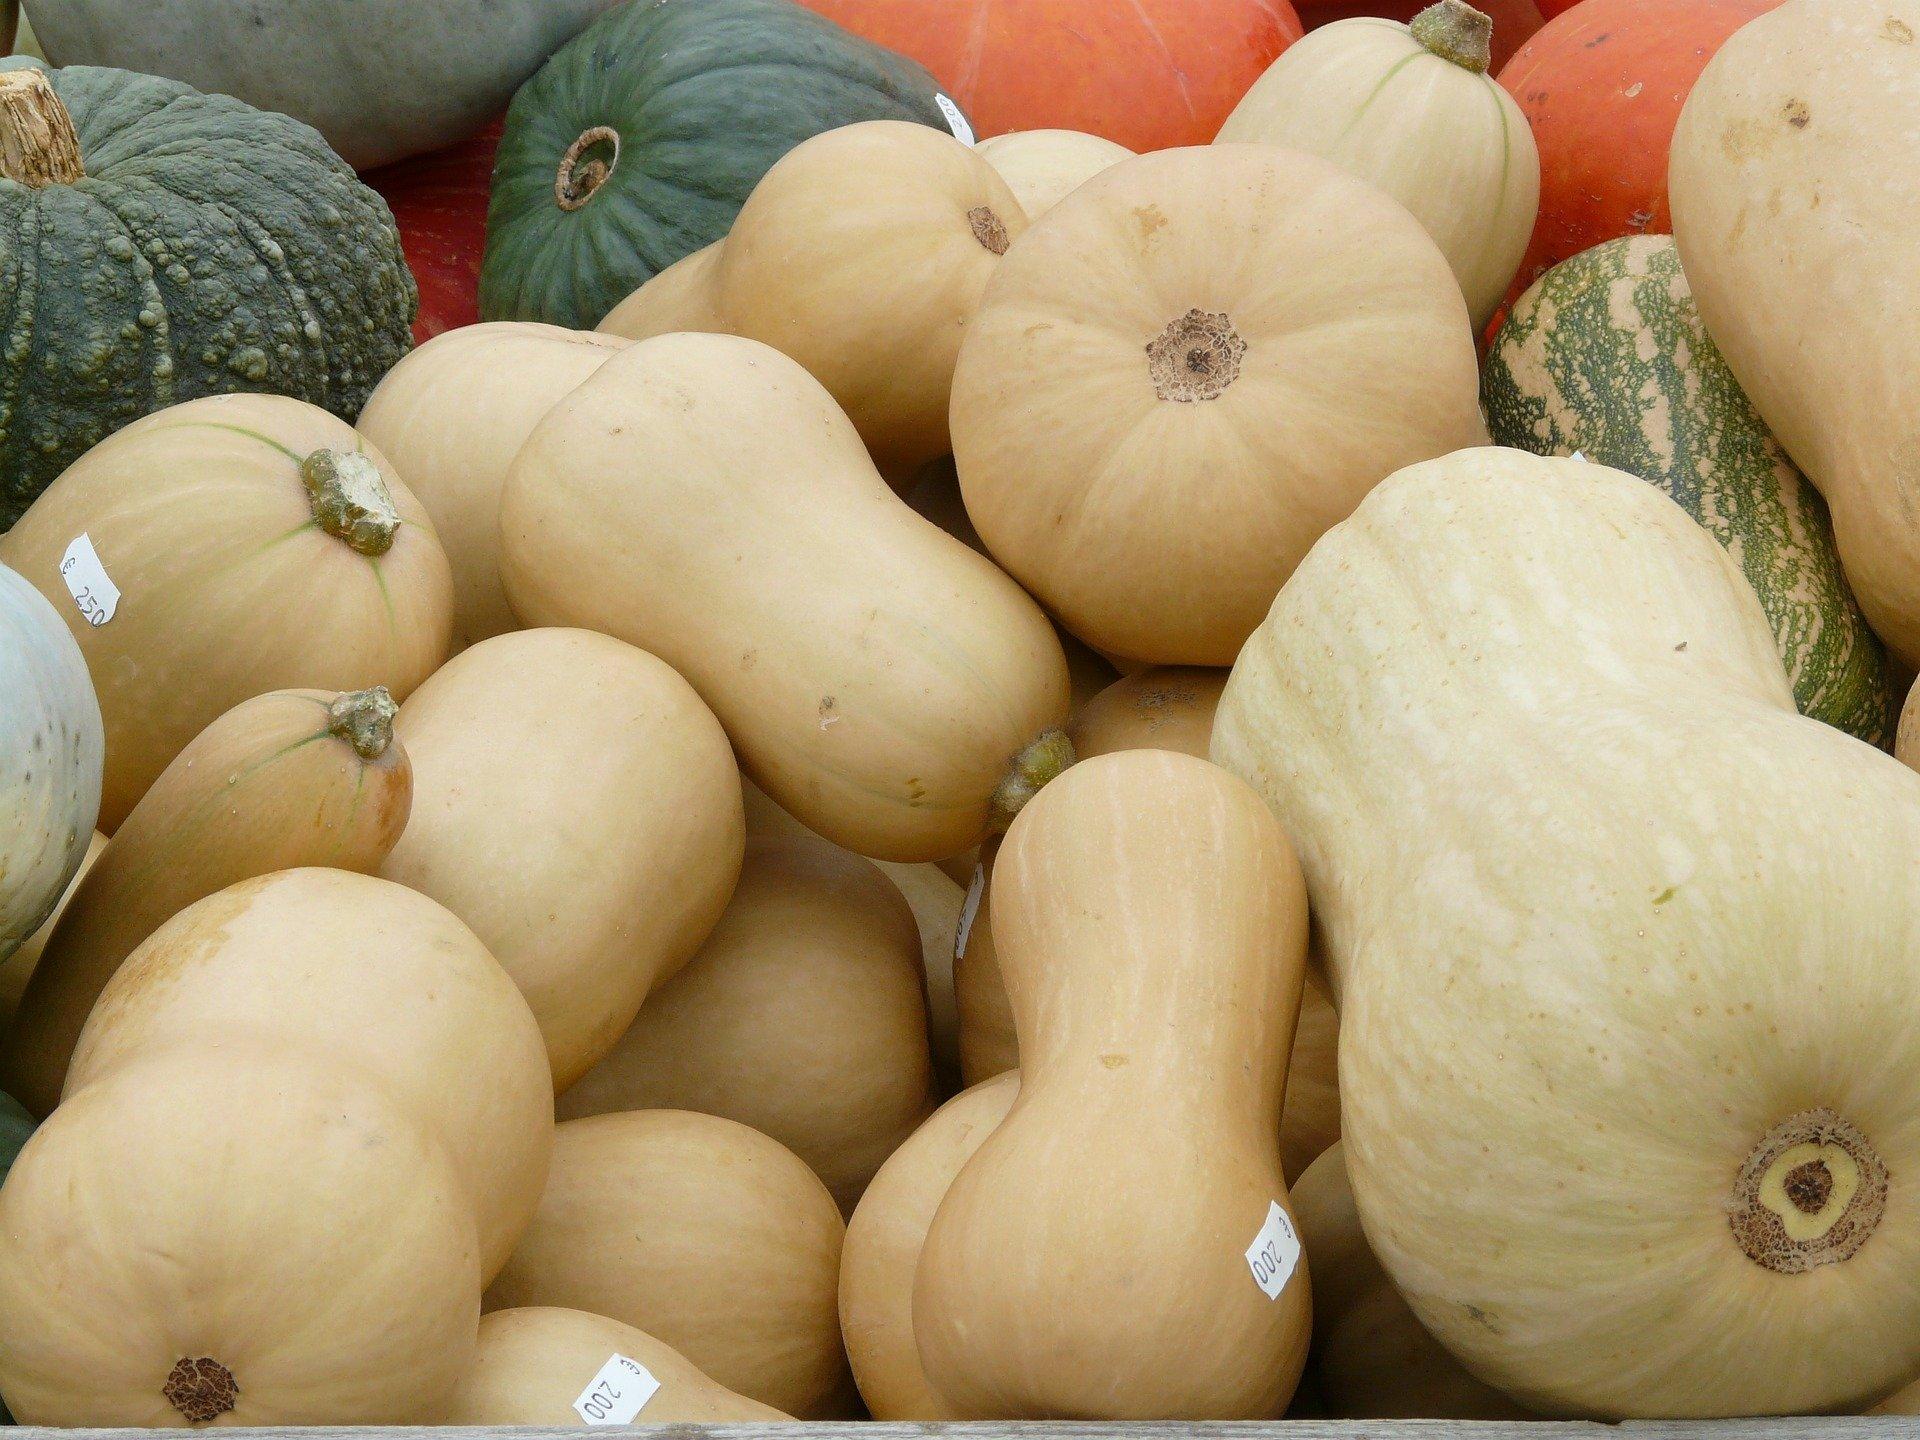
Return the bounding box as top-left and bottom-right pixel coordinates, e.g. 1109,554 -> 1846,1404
378,628 -> 744,1092
916,750 -> 1313,1418
499,332 -> 1073,863
0,831 -> 101,1032
487,1110 -> 856,1418
597,242 -> 729,344
441,1308 -> 790,1426
1212,446 -> 1920,1416
357,324 -> 629,648
2,687 -> 411,1118
840,1073 -> 1019,1420
951,144 -> 1488,666
0,394 -> 453,830
975,129 -> 1134,219
1669,0 -> 1920,667
557,833 -> 936,1212
1068,666 -> 1229,760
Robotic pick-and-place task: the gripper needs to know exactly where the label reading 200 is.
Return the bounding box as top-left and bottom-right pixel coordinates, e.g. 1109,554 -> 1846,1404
1245,1201 -> 1301,1300
571,1354 -> 661,1425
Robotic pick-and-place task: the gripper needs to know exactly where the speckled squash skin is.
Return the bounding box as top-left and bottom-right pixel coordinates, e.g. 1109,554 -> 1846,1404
0,65 -> 417,529
1484,235 -> 1890,745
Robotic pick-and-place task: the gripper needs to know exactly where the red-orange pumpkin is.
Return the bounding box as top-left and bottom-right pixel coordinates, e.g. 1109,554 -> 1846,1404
367,121 -> 501,345
1297,0 -> 1542,69
793,0 -> 1304,151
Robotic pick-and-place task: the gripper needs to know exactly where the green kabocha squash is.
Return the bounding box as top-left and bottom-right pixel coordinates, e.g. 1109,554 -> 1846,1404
480,0 -> 966,330
0,65 -> 416,529
1484,235 -> 1890,746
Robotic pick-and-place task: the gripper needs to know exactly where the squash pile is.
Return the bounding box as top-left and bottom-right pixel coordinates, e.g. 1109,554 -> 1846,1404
3,0 -> 1920,1427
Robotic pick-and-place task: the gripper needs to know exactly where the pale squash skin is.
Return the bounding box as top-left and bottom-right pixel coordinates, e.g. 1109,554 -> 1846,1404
65,869 -> 553,1282
974,129 -> 1134,220
598,242 -> 729,344
952,144 -> 1488,667
916,751 -> 1313,1419
0,831 -> 102,1032
2,687 -> 411,1118
358,325 -> 630,650
487,1110 -> 857,1419
499,332 -> 1073,864
1067,666 -> 1230,761
1213,447 -> 1920,1417
440,1308 -> 791,1425
839,1074 -> 1020,1420
378,628 -> 744,1093
0,1043 -> 481,1427
1217,5 -> 1540,329
1669,0 -> 1920,668
0,393 -> 453,830
558,833 -> 935,1213
1292,1144 -> 1532,1420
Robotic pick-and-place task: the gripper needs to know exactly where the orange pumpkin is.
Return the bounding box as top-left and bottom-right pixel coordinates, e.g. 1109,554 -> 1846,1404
793,0 -> 1304,151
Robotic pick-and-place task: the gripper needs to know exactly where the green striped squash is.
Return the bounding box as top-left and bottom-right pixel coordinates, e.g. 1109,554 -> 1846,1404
1483,235 -> 1891,745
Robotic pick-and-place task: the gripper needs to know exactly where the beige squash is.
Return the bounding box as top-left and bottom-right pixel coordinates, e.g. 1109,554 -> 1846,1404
0,831 -> 101,1032
1282,972 -> 1343,1185
441,1308 -> 790,1425
378,628 -> 744,1092
1900,678 -> 1920,772
1068,666 -> 1230,760
2,687 -> 412,1117
0,393 -> 452,829
557,833 -> 936,1213
598,242 -> 729,343
916,751 -> 1313,1418
487,1110 -> 856,1418
65,868 -> 552,1280
1293,1144 -> 1531,1419
358,324 -> 629,648
975,129 -> 1134,219
499,332 -> 1072,863
1669,0 -> 1920,667
952,144 -> 1487,667
0,1043 -> 481,1427
840,1073 -> 1019,1420
1217,0 -> 1540,329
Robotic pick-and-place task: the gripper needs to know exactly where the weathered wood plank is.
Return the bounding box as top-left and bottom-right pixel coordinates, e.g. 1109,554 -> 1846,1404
9,1422 -> 1910,1439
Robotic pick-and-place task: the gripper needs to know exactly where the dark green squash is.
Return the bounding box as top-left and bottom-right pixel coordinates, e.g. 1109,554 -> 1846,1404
0,64 -> 416,530
480,0 -> 966,330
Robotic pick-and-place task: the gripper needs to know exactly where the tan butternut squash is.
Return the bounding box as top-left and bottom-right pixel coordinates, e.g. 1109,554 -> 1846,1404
1068,666 -> 1229,760
916,750 -> 1313,1418
839,1074 -> 1019,1420
487,1110 -> 855,1418
378,628 -> 744,1092
597,242 -> 728,344
0,394 -> 452,829
0,831 -> 101,1032
441,1308 -> 791,1426
557,834 -> 936,1212
358,324 -> 629,648
975,129 -> 1134,220
2,687 -> 412,1117
951,144 -> 1487,666
499,332 -> 1072,863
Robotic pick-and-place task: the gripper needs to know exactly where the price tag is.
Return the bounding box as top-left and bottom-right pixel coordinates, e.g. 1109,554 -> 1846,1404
935,93 -> 976,147
59,534 -> 119,626
571,1354 -> 660,1426
1245,1200 -> 1301,1300
954,863 -> 986,959
1570,450 -> 1589,463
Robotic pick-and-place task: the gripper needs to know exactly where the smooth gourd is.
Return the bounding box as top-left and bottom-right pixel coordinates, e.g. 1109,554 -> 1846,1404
487,1110 -> 856,1419
952,144 -> 1488,667
974,129 -> 1134,220
1218,0 -> 1540,329
3,687 -> 412,1118
596,243 -> 729,344
358,325 -> 630,648
0,562 -> 101,960
1,831 -> 101,1030
916,751 -> 1313,1418
378,628 -> 743,1092
499,332 -> 1073,863
0,394 -> 453,830
558,833 -> 936,1212
1669,0 -> 1920,668
1068,667 -> 1230,761
1213,446 -> 1920,1416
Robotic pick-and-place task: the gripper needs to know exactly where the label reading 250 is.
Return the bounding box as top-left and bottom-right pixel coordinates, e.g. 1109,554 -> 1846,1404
59,533 -> 120,627
571,1353 -> 661,1425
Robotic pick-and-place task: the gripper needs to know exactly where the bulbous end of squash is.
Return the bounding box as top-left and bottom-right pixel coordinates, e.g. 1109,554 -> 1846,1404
0,68 -> 83,188
989,729 -> 1076,833
327,686 -> 399,760
1729,1108 -> 1887,1275
1411,0 -> 1495,75
302,449 -> 401,557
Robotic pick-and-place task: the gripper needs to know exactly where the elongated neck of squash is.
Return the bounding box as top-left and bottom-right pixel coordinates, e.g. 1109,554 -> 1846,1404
0,69 -> 85,186
1411,0 -> 1494,73
302,448 -> 400,557
989,730 -> 1076,833
327,686 -> 398,759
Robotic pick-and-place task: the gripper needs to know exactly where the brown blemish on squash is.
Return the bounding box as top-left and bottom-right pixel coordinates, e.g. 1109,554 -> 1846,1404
1148,310 -> 1247,403
1885,16 -> 1914,42
1730,1109 -> 1886,1273
967,206 -> 1010,255
1784,1160 -> 1834,1214
164,1356 -> 238,1423
1134,204 -> 1169,240
1782,99 -> 1811,129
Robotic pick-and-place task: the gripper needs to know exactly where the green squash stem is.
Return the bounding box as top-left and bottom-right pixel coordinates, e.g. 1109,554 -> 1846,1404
327,686 -> 398,760
989,729 -> 1076,833
0,68 -> 83,187
1411,0 -> 1494,74
301,449 -> 400,557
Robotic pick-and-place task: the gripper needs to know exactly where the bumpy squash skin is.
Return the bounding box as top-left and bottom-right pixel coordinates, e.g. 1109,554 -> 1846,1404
0,66 -> 417,528
1483,235 -> 1890,744
480,0 -> 959,330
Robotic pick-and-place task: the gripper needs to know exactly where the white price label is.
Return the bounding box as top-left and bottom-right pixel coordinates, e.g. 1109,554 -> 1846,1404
58,534 -> 119,626
1570,450 -> 1589,463
1245,1201 -> 1301,1300
571,1353 -> 660,1426
954,863 -> 986,960
935,93 -> 975,147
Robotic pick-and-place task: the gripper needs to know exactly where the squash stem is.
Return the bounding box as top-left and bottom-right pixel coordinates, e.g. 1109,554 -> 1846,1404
327,687 -> 398,760
1411,0 -> 1494,74
0,68 -> 83,187
989,729 -> 1076,833
301,449 -> 400,557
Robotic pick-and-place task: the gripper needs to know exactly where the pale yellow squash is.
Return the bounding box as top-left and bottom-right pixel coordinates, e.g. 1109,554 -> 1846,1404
975,129 -> 1134,220
0,831 -> 101,1032
952,144 -> 1487,666
1068,666 -> 1230,761
499,332 -> 1072,863
0,393 -> 452,829
597,242 -> 729,343
358,324 -> 629,648
378,628 -> 744,1092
